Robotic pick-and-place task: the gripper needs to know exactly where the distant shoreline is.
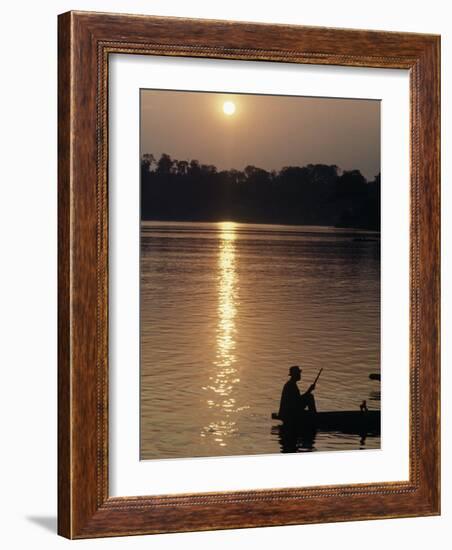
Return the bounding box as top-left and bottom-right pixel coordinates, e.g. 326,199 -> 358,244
140,218 -> 381,234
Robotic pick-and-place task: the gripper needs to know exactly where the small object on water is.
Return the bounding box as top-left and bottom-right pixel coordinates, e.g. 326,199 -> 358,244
360,400 -> 368,412
353,237 -> 379,242
369,373 -> 381,381
370,390 -> 381,401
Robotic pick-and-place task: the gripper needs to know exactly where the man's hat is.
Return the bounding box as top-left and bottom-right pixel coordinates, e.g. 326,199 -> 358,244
289,365 -> 302,376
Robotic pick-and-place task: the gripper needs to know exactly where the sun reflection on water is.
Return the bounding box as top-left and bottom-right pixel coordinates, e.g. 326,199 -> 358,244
201,222 -> 247,447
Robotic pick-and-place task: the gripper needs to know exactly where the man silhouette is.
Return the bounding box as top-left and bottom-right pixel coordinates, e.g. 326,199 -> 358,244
278,365 -> 317,423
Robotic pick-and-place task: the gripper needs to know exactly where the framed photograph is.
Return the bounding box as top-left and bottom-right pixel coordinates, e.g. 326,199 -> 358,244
58,11 -> 440,538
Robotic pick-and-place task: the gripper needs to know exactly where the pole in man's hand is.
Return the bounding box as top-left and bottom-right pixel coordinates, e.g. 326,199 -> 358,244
307,368 -> 323,394
314,368 -> 323,386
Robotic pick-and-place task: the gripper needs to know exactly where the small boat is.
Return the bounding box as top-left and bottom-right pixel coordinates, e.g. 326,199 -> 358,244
271,410 -> 380,436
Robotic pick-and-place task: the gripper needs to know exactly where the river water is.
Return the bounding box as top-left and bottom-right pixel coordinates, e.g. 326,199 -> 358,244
140,221 -> 380,459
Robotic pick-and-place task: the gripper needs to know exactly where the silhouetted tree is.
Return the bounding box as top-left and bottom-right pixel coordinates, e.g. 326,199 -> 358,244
156,153 -> 173,175
176,160 -> 189,176
201,164 -> 217,176
338,169 -> 367,197
140,153 -> 380,230
142,153 -> 155,172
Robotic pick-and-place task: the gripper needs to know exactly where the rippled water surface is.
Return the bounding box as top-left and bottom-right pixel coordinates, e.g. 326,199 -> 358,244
140,221 -> 380,459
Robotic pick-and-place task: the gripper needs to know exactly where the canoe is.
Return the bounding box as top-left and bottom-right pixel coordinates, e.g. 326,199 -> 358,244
271,410 -> 380,436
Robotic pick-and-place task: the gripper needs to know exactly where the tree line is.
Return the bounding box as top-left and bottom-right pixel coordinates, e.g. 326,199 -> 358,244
141,153 -> 380,230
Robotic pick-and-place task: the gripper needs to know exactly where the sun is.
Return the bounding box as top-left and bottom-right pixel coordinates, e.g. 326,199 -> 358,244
223,101 -> 236,116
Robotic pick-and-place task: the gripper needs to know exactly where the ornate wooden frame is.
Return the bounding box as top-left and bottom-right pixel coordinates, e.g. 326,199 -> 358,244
58,11 -> 440,538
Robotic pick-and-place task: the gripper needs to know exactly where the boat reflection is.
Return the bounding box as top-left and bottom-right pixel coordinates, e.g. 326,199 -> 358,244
271,424 -> 317,453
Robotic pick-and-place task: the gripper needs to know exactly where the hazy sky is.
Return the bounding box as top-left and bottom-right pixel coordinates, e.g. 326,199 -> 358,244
141,89 -> 380,180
